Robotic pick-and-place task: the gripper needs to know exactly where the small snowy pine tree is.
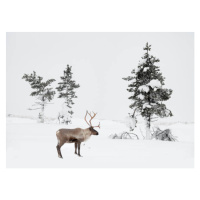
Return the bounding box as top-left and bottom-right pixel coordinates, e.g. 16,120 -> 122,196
22,71 -> 56,123
123,43 -> 173,139
56,65 -> 80,124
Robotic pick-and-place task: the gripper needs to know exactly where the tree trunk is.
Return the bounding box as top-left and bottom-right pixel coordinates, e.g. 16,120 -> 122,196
145,117 -> 151,140
146,88 -> 151,140
40,101 -> 45,123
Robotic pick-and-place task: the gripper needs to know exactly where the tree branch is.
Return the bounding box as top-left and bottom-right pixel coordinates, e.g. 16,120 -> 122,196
28,107 -> 40,110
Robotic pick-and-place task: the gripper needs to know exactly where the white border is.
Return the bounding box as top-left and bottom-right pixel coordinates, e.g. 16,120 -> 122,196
1,0 -> 199,200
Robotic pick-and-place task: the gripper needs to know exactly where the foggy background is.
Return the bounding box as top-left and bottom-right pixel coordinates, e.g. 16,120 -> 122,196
6,32 -> 194,122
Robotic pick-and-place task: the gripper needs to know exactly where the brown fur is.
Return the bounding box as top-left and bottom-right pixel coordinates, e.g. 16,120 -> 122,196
56,127 -> 98,158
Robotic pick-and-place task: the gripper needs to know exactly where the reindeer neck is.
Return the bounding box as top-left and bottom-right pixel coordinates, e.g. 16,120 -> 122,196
82,128 -> 92,141
84,128 -> 92,135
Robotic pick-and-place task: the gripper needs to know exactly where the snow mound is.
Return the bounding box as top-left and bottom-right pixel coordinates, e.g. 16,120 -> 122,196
6,117 -> 194,168
125,116 -> 136,128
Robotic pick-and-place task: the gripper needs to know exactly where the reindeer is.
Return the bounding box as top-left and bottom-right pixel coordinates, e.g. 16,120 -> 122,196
56,111 -> 100,158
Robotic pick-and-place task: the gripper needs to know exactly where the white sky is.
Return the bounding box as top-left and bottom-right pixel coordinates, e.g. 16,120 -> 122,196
6,32 -> 194,122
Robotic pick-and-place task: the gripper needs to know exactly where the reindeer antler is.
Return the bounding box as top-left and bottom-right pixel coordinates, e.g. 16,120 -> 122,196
92,122 -> 100,129
84,111 -> 91,126
87,112 -> 97,126
84,110 -> 100,128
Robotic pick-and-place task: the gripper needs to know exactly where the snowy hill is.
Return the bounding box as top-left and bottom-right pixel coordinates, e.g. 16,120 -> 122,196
6,117 -> 194,168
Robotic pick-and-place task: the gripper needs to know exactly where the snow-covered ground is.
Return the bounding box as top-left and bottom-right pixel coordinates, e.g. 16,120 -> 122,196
6,117 -> 194,168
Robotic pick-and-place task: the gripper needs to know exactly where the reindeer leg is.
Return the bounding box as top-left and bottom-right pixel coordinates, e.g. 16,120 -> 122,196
56,145 -> 62,158
74,142 -> 78,155
78,142 -> 82,157
56,142 -> 64,159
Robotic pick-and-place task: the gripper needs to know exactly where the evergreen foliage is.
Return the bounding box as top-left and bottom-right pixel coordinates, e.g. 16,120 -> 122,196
22,71 -> 56,123
56,65 -> 80,124
123,43 -> 173,139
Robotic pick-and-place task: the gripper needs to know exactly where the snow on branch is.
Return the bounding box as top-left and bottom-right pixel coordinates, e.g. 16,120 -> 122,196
137,94 -> 144,100
143,67 -> 149,72
143,103 -> 152,109
147,79 -> 161,88
138,80 -> 161,93
138,85 -> 149,93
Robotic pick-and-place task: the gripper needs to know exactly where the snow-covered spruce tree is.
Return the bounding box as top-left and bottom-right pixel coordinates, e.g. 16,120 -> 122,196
56,65 -> 80,124
123,43 -> 173,139
22,71 -> 56,123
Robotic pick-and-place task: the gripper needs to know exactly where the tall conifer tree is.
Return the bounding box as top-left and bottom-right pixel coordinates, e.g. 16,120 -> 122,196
56,65 -> 80,124
22,71 -> 55,123
123,43 -> 173,139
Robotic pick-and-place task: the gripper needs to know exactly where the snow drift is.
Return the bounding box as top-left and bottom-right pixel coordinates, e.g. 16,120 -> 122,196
6,117 -> 194,168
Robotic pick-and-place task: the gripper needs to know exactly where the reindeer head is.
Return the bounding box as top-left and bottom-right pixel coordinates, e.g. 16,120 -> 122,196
85,111 -> 100,135
89,127 -> 99,135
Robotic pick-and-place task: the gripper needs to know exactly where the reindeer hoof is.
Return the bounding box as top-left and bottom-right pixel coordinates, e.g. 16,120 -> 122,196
58,155 -> 63,159
78,154 -> 82,157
